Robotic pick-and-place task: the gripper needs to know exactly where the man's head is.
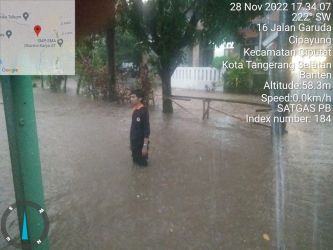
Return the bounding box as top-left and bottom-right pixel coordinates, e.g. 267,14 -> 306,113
130,89 -> 144,106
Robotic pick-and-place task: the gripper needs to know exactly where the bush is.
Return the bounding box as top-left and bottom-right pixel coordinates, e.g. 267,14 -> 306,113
252,72 -> 269,95
212,56 -> 229,70
223,57 -> 251,93
217,55 -> 269,95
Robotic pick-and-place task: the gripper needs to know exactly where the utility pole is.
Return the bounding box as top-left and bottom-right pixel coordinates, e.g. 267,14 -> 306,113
1,76 -> 49,250
271,0 -> 293,135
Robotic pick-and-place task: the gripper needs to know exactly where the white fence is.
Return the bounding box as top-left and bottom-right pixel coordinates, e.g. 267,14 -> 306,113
171,67 -> 222,90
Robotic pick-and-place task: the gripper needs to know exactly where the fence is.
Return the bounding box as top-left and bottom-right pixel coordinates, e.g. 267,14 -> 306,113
171,67 -> 222,91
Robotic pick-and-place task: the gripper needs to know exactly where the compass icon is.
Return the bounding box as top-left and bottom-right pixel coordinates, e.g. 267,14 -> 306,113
1,201 -> 49,248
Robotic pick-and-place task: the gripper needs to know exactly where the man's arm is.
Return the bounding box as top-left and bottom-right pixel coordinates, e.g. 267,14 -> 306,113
142,109 -> 150,155
143,108 -> 150,139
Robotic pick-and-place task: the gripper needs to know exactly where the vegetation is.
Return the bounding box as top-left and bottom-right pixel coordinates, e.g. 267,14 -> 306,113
76,35 -> 109,100
223,57 -> 252,94
120,0 -> 262,113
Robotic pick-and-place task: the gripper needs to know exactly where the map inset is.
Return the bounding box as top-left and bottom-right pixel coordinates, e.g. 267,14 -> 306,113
0,0 -> 75,75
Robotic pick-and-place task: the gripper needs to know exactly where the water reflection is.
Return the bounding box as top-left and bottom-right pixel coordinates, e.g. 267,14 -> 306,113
271,107 -> 333,249
272,132 -> 286,250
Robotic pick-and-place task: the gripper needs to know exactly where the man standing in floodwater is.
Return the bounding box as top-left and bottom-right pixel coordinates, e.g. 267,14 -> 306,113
130,89 -> 150,166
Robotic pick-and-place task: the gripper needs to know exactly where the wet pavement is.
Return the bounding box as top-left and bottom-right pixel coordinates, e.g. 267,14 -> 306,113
0,81 -> 333,249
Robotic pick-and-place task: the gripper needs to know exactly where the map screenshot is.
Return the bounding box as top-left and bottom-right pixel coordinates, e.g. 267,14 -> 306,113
0,0 -> 75,75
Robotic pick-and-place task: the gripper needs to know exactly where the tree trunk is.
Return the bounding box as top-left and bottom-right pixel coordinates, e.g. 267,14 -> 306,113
63,76 -> 67,93
106,21 -> 117,102
77,76 -> 82,95
160,70 -> 173,113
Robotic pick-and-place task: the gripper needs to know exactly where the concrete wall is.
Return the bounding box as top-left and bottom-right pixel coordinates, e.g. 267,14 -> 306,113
171,67 -> 222,90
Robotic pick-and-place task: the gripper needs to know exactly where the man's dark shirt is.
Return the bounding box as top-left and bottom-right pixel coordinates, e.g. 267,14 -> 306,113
130,106 -> 150,148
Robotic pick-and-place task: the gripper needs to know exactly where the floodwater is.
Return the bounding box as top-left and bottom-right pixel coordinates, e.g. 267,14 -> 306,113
0,81 -> 333,249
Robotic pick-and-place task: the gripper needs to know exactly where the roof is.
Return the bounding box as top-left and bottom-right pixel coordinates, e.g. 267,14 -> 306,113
76,0 -> 116,38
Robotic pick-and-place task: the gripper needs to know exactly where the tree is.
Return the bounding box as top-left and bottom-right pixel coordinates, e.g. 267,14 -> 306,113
115,28 -> 142,68
106,20 -> 117,102
121,0 -> 262,113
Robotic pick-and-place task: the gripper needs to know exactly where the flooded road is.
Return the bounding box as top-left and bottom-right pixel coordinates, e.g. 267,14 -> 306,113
0,84 -> 332,249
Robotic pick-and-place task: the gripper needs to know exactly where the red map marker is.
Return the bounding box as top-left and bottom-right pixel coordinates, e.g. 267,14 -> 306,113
34,25 -> 41,36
